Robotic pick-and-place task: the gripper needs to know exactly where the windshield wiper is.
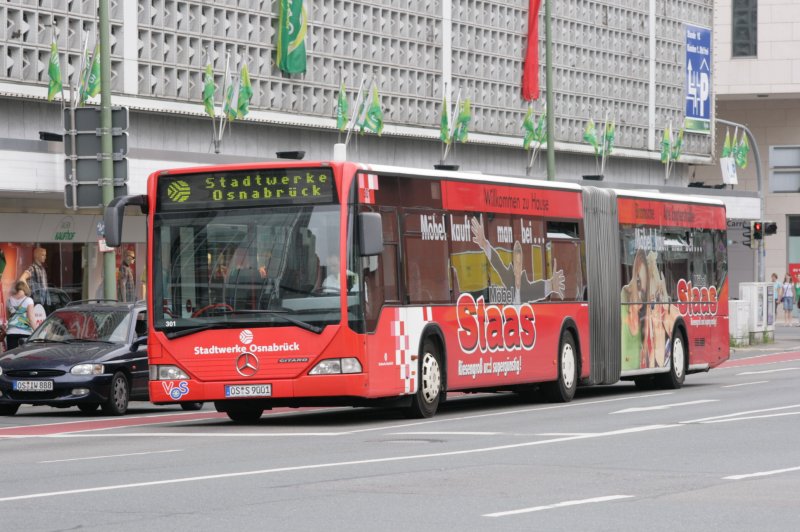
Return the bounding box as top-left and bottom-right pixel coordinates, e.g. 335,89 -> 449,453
63,338 -> 113,344
233,310 -> 323,334
27,338 -> 69,344
163,321 -> 248,340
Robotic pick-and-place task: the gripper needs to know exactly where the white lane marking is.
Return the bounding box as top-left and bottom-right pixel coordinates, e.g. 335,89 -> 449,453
724,466 -> 800,481
611,400 -> 717,414
722,381 -> 769,388
0,424 -> 680,503
483,495 -> 634,517
737,367 -> 800,376
386,432 -> 499,436
39,449 -> 182,464
536,433 -> 594,437
681,404 -> 800,424
694,412 -> 800,424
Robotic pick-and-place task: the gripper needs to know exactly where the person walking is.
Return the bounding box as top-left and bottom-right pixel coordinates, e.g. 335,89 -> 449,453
6,281 -> 35,349
772,273 -> 782,317
781,273 -> 794,326
117,249 -> 136,302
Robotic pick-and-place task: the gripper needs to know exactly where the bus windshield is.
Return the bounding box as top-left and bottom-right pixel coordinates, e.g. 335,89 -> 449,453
153,204 -> 343,333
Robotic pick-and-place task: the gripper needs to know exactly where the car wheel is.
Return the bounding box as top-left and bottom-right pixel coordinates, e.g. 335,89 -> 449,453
544,331 -> 578,402
102,372 -> 130,416
180,402 -> 204,411
405,339 -> 442,419
0,404 -> 19,416
78,403 -> 100,413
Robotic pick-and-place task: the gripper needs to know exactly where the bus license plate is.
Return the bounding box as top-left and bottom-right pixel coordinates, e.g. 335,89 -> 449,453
13,380 -> 54,392
225,384 -> 272,398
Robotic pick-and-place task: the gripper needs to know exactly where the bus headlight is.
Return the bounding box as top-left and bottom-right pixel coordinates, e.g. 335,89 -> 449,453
150,365 -> 190,380
309,358 -> 362,375
71,364 -> 105,375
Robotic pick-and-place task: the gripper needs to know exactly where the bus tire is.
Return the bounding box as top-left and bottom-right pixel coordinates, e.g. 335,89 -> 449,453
656,327 -> 686,389
222,403 -> 263,423
406,339 -> 442,419
544,331 -> 578,403
180,402 -> 204,411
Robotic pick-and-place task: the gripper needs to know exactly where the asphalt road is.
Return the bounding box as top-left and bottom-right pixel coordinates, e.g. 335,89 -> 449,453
1,331 -> 798,532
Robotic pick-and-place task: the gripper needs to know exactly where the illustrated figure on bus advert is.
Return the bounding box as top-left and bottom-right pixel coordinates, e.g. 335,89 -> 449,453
470,215 -> 565,303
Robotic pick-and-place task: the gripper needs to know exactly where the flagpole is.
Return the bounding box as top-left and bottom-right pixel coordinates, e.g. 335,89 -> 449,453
600,109 -> 609,176
338,67 -> 344,143
344,76 -> 366,148
53,24 -> 66,111
205,47 -> 219,153
73,32 -> 89,108
440,81 -> 449,164
217,51 -> 232,145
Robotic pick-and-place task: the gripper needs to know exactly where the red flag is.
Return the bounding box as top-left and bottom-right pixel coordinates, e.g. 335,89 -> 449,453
521,0 -> 542,101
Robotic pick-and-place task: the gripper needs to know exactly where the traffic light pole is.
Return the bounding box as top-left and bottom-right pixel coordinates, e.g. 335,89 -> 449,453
717,118 -> 764,282
99,0 -> 115,300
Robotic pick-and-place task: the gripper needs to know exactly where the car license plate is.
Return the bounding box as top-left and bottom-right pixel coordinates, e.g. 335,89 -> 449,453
13,380 -> 54,392
225,384 -> 271,398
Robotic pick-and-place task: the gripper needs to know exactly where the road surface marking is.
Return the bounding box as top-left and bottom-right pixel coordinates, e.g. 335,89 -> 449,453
721,381 -> 768,388
0,424 -> 680,503
39,449 -> 182,464
611,399 -> 717,414
721,352 -> 800,368
724,466 -> 800,481
736,367 -> 800,376
694,412 -> 800,424
387,431 -> 499,436
483,495 -> 634,517
681,404 -> 800,424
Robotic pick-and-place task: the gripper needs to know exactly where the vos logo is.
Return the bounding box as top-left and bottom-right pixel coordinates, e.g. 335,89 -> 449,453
162,381 -> 190,400
456,293 -> 536,354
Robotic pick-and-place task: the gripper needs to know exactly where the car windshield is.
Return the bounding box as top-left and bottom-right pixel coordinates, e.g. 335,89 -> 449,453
29,309 -> 132,343
153,203 -> 346,333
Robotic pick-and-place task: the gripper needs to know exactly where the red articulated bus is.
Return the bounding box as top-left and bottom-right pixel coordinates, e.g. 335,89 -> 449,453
104,161 -> 729,422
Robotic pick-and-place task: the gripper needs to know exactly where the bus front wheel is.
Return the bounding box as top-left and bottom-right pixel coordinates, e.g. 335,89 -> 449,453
544,331 -> 578,403
216,401 -> 263,423
406,339 -> 442,419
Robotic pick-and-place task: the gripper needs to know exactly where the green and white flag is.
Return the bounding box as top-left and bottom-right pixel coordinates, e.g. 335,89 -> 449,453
721,129 -> 732,158
359,85 -> 384,135
453,99 -> 472,143
522,106 -> 535,150
202,64 -> 216,118
223,69 -> 239,122
583,119 -> 599,156
237,64 -> 253,119
276,0 -> 308,74
79,44 -> 100,104
534,111 -> 546,145
336,81 -> 349,132
734,133 -> 750,169
671,128 -> 684,161
603,119 -> 615,156
440,95 -> 450,144
47,39 -> 62,101
660,124 -> 672,163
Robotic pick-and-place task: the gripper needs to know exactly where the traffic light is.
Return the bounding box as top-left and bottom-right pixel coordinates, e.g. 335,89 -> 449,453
742,223 -> 751,248
752,220 -> 763,245
764,221 -> 778,236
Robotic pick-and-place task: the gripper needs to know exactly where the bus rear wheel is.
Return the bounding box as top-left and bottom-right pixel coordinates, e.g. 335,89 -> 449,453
656,328 -> 686,389
544,331 -> 578,403
406,339 -> 442,419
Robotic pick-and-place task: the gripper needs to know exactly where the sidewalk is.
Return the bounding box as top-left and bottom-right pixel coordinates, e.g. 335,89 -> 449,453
730,322 -> 800,360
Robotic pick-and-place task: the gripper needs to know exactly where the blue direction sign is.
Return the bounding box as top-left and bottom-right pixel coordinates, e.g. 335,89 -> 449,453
685,24 -> 712,134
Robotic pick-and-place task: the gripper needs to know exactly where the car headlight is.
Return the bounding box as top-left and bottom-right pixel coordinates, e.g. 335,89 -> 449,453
309,358 -> 362,375
150,365 -> 190,380
70,363 -> 105,376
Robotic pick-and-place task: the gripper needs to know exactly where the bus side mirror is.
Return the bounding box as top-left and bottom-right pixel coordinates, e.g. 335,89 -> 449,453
104,195 -> 148,247
358,212 -> 384,256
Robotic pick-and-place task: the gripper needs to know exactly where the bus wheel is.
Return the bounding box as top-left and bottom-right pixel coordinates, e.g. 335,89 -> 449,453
406,339 -> 442,419
180,402 -> 204,411
0,404 -> 19,416
225,404 -> 263,423
102,372 -> 130,415
544,331 -> 578,403
656,328 -> 686,389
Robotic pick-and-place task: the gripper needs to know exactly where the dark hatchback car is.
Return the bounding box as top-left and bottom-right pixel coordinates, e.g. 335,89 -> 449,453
0,300 -> 201,416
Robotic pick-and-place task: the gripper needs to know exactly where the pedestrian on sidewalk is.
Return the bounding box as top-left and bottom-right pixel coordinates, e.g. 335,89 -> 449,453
6,281 -> 35,349
781,273 -> 794,326
772,273 -> 782,317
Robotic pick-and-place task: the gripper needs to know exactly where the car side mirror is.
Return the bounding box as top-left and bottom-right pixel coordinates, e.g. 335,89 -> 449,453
17,337 -> 27,346
132,335 -> 147,352
358,212 -> 384,256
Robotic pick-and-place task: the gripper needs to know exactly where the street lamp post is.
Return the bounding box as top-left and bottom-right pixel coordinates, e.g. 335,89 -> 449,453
717,118 -> 765,282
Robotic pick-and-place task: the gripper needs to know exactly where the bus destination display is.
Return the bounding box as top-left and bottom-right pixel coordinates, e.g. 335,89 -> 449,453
157,168 -> 334,210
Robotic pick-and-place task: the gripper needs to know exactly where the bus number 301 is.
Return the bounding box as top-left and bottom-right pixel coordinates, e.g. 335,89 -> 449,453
165,320 -> 176,327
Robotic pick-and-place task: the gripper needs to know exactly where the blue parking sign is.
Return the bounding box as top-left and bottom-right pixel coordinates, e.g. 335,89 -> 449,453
685,25 -> 712,134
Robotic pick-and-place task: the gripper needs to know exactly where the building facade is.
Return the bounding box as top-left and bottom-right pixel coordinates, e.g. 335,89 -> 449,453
0,0 -> 719,308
